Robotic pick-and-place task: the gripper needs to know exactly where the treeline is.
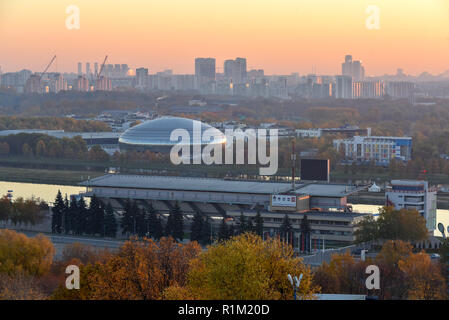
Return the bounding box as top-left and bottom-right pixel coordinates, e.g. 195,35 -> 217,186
0,116 -> 110,132
314,240 -> 448,300
0,133 -> 109,161
0,90 -> 157,116
51,192 -> 183,241
51,192 -> 117,237
0,231 -> 318,300
0,195 -> 48,226
355,207 -> 431,243
0,229 -> 448,299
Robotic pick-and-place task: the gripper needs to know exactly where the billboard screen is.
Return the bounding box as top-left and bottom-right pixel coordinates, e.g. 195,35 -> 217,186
271,194 -> 297,207
300,159 -> 329,181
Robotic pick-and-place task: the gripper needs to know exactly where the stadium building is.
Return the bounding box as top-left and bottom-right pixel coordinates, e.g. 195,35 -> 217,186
80,174 -> 369,248
118,116 -> 226,153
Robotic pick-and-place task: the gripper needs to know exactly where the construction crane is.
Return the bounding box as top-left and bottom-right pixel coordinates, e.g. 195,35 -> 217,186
96,55 -> 108,80
95,55 -> 108,90
39,55 -> 57,81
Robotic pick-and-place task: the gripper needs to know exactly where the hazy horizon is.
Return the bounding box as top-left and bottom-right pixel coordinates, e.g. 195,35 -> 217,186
1,0 -> 449,75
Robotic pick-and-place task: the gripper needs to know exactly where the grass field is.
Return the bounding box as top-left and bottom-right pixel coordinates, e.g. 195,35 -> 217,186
0,166 -> 104,185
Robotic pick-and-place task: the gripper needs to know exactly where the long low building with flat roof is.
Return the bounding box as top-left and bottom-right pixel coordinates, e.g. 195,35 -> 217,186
79,174 -> 369,247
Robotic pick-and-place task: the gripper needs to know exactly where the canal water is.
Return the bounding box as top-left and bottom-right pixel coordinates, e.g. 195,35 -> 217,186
1,181 -> 448,237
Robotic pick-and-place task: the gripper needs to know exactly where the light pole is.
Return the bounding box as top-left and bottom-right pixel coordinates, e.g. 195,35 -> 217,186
287,273 -> 303,300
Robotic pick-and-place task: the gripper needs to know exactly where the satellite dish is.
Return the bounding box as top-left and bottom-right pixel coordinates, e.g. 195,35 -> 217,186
437,223 -> 446,238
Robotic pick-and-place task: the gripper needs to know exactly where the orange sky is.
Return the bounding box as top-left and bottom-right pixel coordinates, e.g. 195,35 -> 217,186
1,0 -> 448,75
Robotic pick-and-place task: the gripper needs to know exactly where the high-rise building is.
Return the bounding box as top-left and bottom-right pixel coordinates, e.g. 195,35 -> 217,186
75,75 -> 89,91
25,74 -> 42,93
341,55 -> 365,81
342,55 -> 353,77
1,69 -> 32,93
42,73 -> 66,93
106,64 -> 114,77
121,64 -> 129,77
385,180 -> 437,232
353,80 -> 385,99
195,58 -> 216,80
95,76 -> 111,91
114,64 -> 121,78
77,62 -> 82,76
386,81 -> 415,98
223,58 -> 247,84
135,67 -> 149,90
224,59 -> 234,79
335,75 -> 353,99
94,62 -> 99,76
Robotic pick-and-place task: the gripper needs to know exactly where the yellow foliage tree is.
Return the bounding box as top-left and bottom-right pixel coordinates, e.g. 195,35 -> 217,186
0,229 -> 54,277
186,233 -> 319,300
61,237 -> 201,300
398,251 -> 446,300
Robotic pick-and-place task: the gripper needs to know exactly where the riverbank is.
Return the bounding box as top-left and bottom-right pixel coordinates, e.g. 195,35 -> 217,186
1,154 -> 449,184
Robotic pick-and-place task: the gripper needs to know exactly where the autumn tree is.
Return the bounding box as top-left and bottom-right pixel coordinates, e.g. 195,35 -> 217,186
313,252 -> 369,295
54,237 -> 201,300
0,229 -> 55,277
398,251 -> 446,300
186,233 -> 318,300
0,273 -> 47,300
355,207 -> 428,243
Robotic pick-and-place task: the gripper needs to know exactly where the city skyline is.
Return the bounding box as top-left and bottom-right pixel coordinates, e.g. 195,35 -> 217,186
1,0 -> 449,75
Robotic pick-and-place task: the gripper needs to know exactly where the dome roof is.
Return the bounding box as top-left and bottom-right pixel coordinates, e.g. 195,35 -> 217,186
119,116 -> 226,147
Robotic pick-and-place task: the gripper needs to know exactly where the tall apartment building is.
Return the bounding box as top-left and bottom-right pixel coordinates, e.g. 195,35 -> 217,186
195,58 -> 216,80
335,75 -> 353,99
75,75 -> 89,91
385,180 -> 437,232
333,135 -> 412,165
341,55 -> 365,81
224,57 -> 247,84
42,72 -> 66,93
386,81 -> 415,98
95,76 -> 112,91
1,69 -> 32,93
353,80 -> 385,99
24,74 -> 42,93
195,58 -> 216,93
135,67 -> 149,90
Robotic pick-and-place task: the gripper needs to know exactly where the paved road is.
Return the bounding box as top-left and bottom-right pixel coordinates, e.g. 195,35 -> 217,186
19,231 -> 125,259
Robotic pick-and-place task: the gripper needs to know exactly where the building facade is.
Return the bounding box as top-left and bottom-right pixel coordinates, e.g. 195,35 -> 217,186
385,180 -> 437,232
333,135 -> 412,165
